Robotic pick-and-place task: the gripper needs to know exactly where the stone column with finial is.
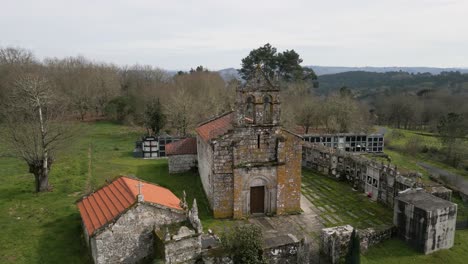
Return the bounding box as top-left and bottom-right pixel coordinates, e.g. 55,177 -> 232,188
136,181 -> 144,203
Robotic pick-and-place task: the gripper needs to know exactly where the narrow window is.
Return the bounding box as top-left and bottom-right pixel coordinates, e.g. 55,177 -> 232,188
257,134 -> 261,148
245,96 -> 255,123
263,95 -> 272,124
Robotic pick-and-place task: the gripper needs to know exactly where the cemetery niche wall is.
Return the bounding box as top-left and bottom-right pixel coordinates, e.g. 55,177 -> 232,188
133,135 -> 184,158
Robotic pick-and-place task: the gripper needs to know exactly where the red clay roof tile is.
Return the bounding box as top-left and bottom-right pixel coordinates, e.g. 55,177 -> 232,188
195,112 -> 234,142
77,176 -> 182,236
166,138 -> 197,155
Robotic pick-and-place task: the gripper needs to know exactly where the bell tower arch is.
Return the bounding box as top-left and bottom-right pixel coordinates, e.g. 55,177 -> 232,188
234,67 -> 281,127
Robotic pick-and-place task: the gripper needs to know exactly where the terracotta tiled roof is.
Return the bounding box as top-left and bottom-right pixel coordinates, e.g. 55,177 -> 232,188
166,138 -> 197,155
196,112 -> 234,142
77,176 -> 182,236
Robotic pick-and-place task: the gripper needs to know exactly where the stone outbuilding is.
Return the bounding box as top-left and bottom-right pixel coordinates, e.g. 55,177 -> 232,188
195,69 -> 302,219
394,189 -> 457,254
77,176 -> 190,264
166,137 -> 198,173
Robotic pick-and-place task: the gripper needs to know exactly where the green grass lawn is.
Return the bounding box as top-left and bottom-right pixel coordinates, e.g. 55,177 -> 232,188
0,122 -> 213,264
383,127 -> 468,180
362,230 -> 468,264
302,169 -> 393,229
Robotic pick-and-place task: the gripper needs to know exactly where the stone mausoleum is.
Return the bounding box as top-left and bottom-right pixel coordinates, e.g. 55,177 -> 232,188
394,189 -> 457,254
195,69 -> 302,219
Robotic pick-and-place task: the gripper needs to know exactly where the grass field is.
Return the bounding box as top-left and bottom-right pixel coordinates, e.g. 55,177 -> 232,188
382,127 -> 468,180
1,122 -> 467,263
302,169 -> 393,229
362,230 -> 468,264
0,122 -> 213,264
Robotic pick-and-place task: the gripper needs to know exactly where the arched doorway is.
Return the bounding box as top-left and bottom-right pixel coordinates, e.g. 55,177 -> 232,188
250,186 -> 265,214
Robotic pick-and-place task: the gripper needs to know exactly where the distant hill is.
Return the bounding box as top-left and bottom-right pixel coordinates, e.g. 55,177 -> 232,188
308,66 -> 468,76
215,66 -> 468,81
317,70 -> 468,98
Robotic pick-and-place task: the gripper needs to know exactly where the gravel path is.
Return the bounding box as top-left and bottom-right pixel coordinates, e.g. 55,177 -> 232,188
418,162 -> 468,195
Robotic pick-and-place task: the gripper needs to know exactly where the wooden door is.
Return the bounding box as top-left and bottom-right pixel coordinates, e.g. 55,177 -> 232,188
250,186 -> 265,214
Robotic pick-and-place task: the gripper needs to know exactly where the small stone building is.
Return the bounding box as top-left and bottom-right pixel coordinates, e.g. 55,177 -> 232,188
77,176 -> 189,263
394,189 -> 457,254
166,137 -> 198,173
196,69 -> 302,219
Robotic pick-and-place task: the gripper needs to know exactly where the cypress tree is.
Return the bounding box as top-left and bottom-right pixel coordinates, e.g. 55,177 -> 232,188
345,229 -> 360,264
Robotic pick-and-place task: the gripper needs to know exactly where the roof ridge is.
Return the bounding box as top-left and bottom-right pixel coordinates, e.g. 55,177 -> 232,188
196,111 -> 233,127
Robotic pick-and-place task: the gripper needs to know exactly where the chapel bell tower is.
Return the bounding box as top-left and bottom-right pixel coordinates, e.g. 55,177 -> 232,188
235,68 -> 281,127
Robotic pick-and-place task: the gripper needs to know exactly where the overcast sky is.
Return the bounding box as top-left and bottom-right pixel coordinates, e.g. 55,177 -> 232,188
1,0 -> 467,70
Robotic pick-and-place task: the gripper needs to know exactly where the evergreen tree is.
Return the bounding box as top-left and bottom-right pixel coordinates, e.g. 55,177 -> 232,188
144,98 -> 166,135
345,229 -> 360,264
239,43 -> 317,84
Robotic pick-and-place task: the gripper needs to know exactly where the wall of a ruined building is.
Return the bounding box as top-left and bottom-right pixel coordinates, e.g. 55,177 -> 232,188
168,154 -> 197,174
276,130 -> 302,215
197,137 -> 214,207
164,235 -> 202,263
92,204 -> 185,264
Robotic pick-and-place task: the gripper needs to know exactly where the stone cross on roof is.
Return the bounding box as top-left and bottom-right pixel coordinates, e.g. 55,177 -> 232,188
136,181 -> 144,202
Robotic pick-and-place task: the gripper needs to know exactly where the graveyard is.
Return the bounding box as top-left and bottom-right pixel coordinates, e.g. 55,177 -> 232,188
0,121 -> 466,263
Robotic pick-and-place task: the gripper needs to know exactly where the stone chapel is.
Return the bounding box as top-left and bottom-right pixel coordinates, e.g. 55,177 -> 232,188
195,69 -> 302,219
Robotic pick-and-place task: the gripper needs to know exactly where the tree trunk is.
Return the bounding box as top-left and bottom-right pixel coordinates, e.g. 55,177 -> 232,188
35,173 -> 50,192
30,159 -> 52,192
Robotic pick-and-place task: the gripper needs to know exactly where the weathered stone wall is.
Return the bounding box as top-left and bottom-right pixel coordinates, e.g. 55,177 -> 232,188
92,203 -> 185,264
276,130 -> 302,215
211,134 -> 235,218
427,186 -> 453,201
263,234 -> 304,264
168,154 -> 197,173
155,225 -> 202,264
359,226 -> 395,252
320,225 -> 354,264
197,137 -> 215,207
302,143 -> 419,208
320,225 -> 395,263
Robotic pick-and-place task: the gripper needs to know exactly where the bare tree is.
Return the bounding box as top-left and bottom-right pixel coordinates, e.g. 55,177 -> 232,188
1,74 -> 70,192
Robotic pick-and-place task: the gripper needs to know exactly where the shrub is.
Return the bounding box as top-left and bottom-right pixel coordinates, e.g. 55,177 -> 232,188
104,96 -> 136,123
221,224 -> 265,264
404,136 -> 422,155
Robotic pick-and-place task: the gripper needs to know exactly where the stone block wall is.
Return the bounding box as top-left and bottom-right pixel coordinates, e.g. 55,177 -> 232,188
155,225 -> 202,264
198,137 -> 214,206
168,154 -> 197,173
320,225 -> 395,263
276,130 -> 302,215
91,204 -> 186,264
263,234 -> 304,264
320,225 -> 354,264
359,226 -> 395,252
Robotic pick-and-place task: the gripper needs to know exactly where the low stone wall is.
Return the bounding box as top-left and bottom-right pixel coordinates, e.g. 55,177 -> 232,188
200,233 -> 306,264
263,234 -> 305,264
320,225 -> 395,263
359,226 -> 395,252
168,154 -> 197,173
